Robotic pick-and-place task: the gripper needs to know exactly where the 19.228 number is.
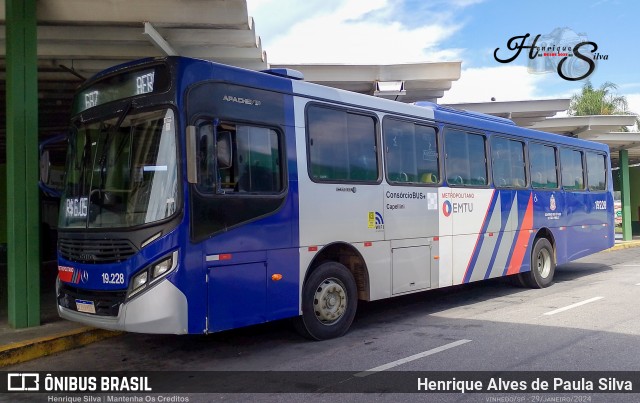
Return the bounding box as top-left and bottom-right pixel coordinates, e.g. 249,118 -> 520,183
102,272 -> 124,284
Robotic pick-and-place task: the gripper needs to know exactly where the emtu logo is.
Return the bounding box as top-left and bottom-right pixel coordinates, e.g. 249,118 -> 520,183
443,200 -> 452,217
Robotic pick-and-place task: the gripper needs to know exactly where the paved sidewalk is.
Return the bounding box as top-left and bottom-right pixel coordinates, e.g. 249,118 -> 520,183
0,322 -> 120,367
610,234 -> 640,251
0,262 -> 120,367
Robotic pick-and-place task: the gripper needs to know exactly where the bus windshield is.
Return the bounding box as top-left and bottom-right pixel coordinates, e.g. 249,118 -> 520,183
59,108 -> 179,229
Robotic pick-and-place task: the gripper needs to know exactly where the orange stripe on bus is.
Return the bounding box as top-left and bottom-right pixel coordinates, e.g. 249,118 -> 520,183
506,194 -> 534,275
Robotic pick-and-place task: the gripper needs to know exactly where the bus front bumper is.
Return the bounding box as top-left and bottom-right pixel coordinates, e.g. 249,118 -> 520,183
57,278 -> 189,334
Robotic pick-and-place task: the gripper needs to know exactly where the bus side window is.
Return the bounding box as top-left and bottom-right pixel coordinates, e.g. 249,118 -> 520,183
307,105 -> 378,183
491,137 -> 526,188
234,125 -> 282,193
444,129 -> 487,186
560,148 -> 584,190
529,143 -> 558,189
196,121 -> 282,194
383,118 -> 438,185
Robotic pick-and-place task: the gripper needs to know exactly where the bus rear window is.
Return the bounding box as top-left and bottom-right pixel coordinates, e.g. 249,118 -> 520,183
586,152 -> 606,191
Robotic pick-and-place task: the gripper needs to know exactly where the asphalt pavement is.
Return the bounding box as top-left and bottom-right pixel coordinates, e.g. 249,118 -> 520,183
4,245 -> 640,402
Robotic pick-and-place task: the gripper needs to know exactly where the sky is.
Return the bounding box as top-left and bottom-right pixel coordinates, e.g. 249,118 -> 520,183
246,0 -> 640,114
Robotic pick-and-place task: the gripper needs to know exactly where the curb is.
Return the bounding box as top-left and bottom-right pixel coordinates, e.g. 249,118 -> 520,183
0,327 -> 121,367
607,241 -> 640,251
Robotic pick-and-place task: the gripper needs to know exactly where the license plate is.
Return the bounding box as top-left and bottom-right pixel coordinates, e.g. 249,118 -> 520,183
75,299 -> 96,314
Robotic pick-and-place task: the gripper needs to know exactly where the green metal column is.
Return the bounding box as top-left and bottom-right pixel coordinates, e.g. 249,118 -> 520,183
6,0 -> 40,327
619,149 -> 632,241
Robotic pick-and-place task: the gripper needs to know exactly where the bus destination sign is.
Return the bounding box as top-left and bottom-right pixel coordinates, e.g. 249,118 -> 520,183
73,68 -> 162,114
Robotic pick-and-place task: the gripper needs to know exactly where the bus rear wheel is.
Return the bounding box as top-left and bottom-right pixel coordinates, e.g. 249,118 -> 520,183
521,237 -> 555,288
295,261 -> 358,340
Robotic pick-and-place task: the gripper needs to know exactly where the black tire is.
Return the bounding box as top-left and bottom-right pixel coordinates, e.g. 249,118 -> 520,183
509,273 -> 528,288
294,261 -> 358,340
522,237 -> 555,288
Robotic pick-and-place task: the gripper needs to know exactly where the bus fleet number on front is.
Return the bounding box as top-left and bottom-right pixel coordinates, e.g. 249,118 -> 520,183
594,200 -> 607,210
102,273 -> 124,285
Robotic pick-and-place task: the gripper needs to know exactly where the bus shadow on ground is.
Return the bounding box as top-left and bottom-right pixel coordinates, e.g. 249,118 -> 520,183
553,262 -> 612,282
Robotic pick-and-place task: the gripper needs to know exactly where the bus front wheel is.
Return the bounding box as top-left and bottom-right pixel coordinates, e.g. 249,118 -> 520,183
521,237 -> 555,288
295,261 -> 358,340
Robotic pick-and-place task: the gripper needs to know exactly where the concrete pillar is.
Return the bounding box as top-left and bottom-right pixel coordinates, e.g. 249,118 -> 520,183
619,149 -> 632,241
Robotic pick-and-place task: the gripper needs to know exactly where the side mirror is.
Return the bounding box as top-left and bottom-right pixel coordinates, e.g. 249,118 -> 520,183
217,131 -> 233,169
39,133 -> 69,197
186,125 -> 198,184
40,149 -> 51,184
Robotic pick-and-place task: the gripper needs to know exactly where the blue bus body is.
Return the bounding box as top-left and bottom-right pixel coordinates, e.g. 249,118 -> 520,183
56,57 -> 613,338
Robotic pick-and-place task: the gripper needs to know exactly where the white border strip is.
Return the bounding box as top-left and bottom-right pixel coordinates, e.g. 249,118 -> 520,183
543,296 -> 604,316
354,339 -> 471,378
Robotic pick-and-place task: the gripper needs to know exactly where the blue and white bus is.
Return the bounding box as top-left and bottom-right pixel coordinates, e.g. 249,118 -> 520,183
56,56 -> 613,340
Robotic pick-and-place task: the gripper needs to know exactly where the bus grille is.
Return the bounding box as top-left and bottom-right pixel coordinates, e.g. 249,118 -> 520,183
58,283 -> 126,317
58,237 -> 137,264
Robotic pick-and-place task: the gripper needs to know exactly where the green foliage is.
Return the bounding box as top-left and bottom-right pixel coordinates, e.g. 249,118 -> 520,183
569,81 -> 639,131
569,81 -> 628,115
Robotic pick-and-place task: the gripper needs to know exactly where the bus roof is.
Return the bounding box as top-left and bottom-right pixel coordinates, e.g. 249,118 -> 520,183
88,56 -> 610,155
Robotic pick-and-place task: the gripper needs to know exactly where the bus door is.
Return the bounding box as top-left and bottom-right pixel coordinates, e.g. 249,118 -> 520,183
196,122 -> 296,332
382,120 -> 441,293
187,82 -> 298,332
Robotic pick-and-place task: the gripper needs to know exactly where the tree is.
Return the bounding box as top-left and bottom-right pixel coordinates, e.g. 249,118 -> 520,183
569,80 -> 639,130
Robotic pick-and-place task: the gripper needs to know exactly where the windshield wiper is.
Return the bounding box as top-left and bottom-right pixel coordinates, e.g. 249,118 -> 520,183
78,127 -> 92,199
84,102 -> 131,227
97,102 -> 131,195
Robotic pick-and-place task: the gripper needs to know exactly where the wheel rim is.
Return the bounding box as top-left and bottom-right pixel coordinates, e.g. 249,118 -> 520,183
313,277 -> 347,325
536,248 -> 552,278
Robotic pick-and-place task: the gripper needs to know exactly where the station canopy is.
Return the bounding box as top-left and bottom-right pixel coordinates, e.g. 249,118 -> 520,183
443,99 -> 571,127
0,0 -> 466,164
449,100 -> 639,165
270,62 -> 461,103
530,115 -> 640,164
0,0 -> 269,162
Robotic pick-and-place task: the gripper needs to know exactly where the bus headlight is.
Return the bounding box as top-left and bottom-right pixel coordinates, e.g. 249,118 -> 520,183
152,255 -> 174,279
130,271 -> 148,296
127,250 -> 178,299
